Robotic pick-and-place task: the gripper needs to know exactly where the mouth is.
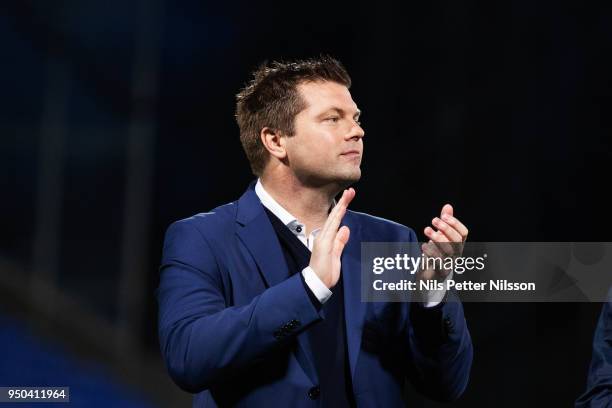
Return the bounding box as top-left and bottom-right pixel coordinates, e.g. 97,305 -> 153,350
340,150 -> 361,157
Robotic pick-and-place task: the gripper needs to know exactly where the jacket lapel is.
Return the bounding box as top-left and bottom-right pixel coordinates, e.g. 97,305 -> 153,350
341,211 -> 367,379
234,183 -> 319,384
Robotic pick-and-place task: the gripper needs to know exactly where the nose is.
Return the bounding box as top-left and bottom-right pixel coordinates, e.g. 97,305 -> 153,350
345,120 -> 365,141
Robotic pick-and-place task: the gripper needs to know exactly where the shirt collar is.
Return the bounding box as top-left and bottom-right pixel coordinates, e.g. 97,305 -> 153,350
255,179 -> 299,227
254,178 -> 337,231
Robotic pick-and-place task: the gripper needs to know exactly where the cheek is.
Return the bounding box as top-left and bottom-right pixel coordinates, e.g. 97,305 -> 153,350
289,124 -> 339,164
295,143 -> 325,166
292,128 -> 327,155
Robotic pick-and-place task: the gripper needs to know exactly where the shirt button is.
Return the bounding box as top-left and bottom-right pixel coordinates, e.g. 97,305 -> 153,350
295,225 -> 302,233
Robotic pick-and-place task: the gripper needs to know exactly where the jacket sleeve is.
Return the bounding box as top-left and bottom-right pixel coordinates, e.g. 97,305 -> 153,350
575,291 -> 612,407
402,227 -> 473,402
156,219 -> 322,393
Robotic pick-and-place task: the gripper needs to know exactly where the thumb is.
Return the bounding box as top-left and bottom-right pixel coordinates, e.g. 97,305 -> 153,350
332,226 -> 351,258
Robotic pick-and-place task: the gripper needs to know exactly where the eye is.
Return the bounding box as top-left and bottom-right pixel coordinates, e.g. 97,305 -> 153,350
324,116 -> 340,123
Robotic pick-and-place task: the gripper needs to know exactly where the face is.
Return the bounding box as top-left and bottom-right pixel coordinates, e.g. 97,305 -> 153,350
284,80 -> 365,189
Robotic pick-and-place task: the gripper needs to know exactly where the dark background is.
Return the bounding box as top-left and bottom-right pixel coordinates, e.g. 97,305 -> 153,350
1,0 -> 610,406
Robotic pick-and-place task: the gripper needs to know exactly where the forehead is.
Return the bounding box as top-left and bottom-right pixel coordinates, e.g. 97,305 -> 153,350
297,81 -> 358,113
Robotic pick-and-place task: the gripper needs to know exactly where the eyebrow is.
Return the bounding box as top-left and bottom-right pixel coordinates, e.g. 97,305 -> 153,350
319,107 -> 362,118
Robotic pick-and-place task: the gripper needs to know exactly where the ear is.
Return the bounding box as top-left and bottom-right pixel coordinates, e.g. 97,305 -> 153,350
260,127 -> 287,160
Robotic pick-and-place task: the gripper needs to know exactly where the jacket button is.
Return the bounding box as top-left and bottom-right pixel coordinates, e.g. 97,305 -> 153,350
308,386 -> 320,400
443,317 -> 454,332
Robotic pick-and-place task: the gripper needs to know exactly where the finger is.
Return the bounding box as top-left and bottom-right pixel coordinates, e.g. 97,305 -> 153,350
322,188 -> 352,237
424,226 -> 454,255
432,217 -> 462,242
440,213 -> 469,241
332,226 -> 351,258
319,189 -> 347,238
421,241 -> 443,259
424,226 -> 449,243
421,241 -> 452,274
322,188 -> 355,240
441,203 -> 453,217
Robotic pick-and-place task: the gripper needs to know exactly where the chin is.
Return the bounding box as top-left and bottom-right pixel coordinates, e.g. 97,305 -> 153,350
337,169 -> 361,186
297,166 -> 361,189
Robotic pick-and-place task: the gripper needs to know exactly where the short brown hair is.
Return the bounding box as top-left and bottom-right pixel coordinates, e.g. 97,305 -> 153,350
235,56 -> 352,176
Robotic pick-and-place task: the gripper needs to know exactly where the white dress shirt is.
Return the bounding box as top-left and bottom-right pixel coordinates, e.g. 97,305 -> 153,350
255,179 -> 448,307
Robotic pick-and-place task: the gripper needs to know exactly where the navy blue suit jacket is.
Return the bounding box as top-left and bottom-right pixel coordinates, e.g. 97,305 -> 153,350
157,182 -> 473,407
576,289 -> 612,407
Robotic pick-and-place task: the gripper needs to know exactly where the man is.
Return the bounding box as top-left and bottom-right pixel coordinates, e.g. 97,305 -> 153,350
157,56 -> 473,407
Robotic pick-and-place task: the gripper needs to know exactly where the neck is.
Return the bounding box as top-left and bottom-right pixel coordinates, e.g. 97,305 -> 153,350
260,172 -> 339,235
